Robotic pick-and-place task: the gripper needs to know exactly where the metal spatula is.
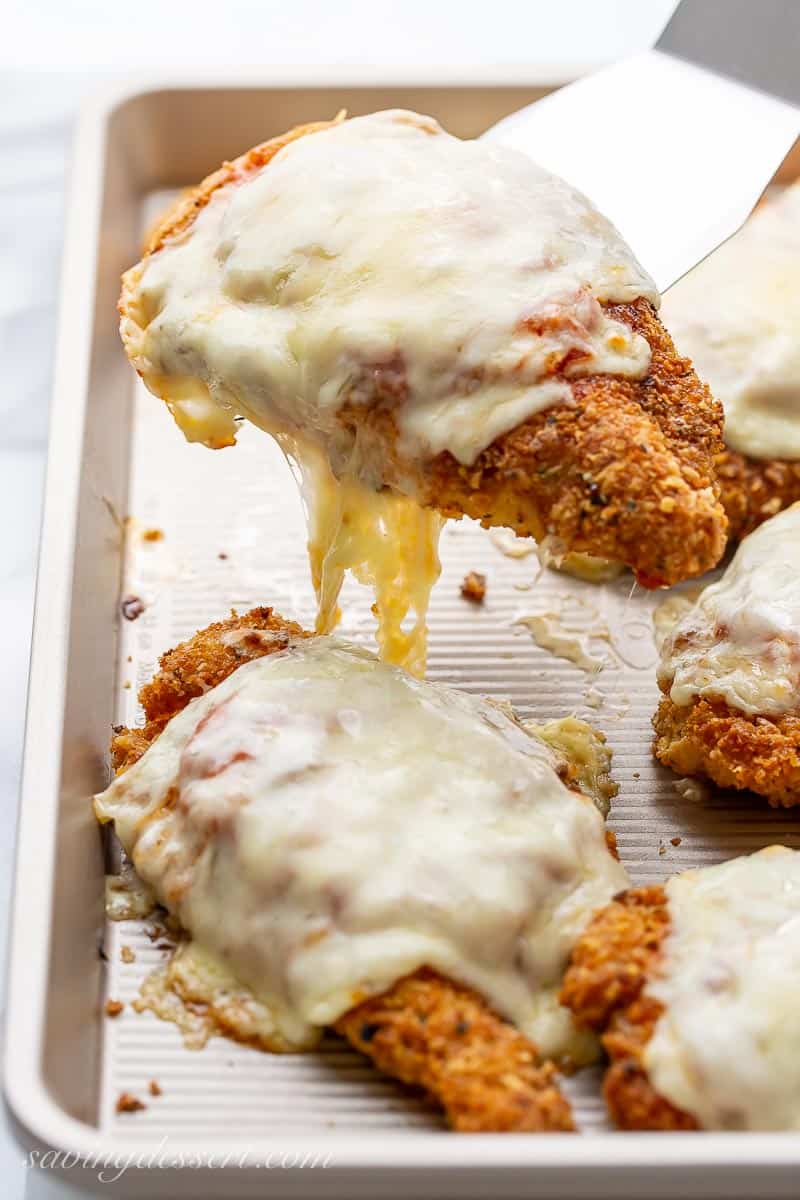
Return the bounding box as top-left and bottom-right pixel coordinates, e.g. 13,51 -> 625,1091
484,0 -> 800,292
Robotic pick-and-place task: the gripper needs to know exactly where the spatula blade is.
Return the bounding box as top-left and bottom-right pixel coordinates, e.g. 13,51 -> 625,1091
485,49 -> 799,293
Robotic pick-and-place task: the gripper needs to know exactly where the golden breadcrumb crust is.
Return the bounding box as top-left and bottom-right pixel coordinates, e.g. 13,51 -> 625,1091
408,297 -> 726,588
653,694 -> 800,808
110,606 -> 308,771
716,447 -> 800,543
110,607 -> 573,1131
119,120 -> 727,589
337,967 -> 574,1132
560,887 -> 697,1131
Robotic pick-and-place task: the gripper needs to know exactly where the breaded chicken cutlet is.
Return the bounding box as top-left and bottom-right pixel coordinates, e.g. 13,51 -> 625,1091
106,606 -> 635,1133
663,182 -> 800,545
714,449 -> 800,543
119,111 -> 726,589
110,607 -> 309,771
562,847 -> 800,1131
559,885 -> 688,1131
653,698 -> 800,808
653,503 -> 800,807
338,969 -> 573,1133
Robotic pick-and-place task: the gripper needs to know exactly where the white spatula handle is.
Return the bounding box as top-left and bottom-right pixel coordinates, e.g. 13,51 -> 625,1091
658,0 -> 800,107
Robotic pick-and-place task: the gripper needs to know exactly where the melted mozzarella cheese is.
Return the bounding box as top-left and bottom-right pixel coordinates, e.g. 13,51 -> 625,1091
122,109 -> 657,672
95,638 -> 627,1058
287,437 -> 443,676
128,110 -> 657,470
644,846 -> 800,1131
662,183 -> 800,460
658,503 -> 800,716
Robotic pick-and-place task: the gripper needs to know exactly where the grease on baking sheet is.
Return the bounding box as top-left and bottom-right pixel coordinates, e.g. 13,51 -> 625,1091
514,611 -> 607,674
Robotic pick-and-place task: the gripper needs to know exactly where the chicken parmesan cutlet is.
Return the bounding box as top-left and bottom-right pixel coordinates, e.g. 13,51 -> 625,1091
662,181 -> 800,542
654,503 -> 800,806
561,847 -> 800,1131
119,110 -> 726,673
98,606 -> 630,1132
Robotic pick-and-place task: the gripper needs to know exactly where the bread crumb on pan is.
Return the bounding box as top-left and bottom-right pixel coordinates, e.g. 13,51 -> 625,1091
460,571 -> 487,604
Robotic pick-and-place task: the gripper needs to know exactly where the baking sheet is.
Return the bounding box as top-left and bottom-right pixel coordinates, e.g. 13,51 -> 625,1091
8,78 -> 800,1198
101,193 -> 800,1141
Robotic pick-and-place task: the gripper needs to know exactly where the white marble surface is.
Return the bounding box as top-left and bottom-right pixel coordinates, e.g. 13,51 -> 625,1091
0,3 -> 674,1195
